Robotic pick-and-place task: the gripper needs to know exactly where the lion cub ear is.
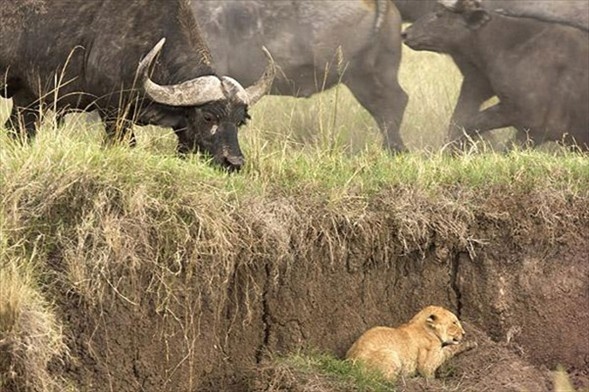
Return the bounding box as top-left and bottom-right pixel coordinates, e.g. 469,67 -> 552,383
426,314 -> 438,327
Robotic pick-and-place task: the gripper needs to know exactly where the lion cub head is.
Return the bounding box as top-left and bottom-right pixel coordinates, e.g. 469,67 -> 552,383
413,305 -> 466,347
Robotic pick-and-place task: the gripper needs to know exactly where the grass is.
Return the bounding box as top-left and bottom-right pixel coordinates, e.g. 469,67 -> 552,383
251,351 -> 397,392
0,46 -> 588,391
0,248 -> 67,391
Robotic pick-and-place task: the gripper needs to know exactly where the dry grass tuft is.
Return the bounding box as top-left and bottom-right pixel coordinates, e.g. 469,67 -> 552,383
247,351 -> 395,392
553,366 -> 578,392
0,260 -> 66,392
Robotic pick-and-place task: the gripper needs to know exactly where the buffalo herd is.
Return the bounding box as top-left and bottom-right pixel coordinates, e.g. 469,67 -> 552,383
1,0 -> 588,168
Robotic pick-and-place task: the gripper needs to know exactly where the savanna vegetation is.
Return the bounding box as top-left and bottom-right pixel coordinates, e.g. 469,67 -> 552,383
1,45 -> 588,391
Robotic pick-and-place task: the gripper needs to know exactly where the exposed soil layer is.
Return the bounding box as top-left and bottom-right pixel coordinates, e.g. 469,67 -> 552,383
19,187 -> 589,391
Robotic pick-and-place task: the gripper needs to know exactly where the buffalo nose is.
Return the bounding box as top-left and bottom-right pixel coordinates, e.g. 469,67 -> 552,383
401,30 -> 408,40
223,155 -> 244,172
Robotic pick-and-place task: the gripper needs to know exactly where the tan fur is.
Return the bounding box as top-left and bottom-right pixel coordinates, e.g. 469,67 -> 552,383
346,306 -> 476,381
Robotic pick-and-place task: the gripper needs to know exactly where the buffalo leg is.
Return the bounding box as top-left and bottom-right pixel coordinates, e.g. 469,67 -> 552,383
344,14 -> 408,153
513,129 -> 532,148
6,89 -> 40,140
101,114 -> 137,147
345,65 -> 408,152
461,103 -> 513,138
449,61 -> 495,142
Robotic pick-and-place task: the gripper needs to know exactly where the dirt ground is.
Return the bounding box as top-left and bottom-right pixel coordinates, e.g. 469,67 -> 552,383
48,237 -> 588,391
29,188 -> 589,391
248,324 -> 562,392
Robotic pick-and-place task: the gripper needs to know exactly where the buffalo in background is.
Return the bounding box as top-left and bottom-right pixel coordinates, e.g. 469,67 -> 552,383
194,0 -> 589,151
398,0 -> 588,148
403,0 -> 589,150
2,0 -> 586,155
0,0 -> 275,170
395,0 -> 589,29
192,0 -> 409,152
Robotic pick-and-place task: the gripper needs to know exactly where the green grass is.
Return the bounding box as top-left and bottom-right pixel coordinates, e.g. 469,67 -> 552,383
2,47 -> 584,197
254,351 -> 397,392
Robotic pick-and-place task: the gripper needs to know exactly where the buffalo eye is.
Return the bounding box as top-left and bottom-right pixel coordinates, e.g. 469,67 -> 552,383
236,109 -> 250,127
203,112 -> 216,123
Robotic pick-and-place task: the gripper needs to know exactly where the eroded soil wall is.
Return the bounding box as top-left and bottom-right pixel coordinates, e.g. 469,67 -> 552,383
47,188 -> 589,391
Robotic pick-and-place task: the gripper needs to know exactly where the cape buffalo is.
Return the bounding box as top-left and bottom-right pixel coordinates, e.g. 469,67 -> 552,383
191,0 -> 409,152
395,0 -> 589,30
402,0 -> 589,150
0,0 -> 275,170
397,0 -> 588,147
394,0 -> 439,22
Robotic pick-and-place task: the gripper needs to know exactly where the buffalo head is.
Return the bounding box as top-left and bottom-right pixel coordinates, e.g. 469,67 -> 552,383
401,0 -> 491,52
138,38 -> 275,171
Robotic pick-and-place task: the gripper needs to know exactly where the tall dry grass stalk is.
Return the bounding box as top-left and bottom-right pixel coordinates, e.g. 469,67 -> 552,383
0,257 -> 67,391
552,365 -> 583,392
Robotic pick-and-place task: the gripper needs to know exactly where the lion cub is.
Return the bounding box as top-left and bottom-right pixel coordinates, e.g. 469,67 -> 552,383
346,306 -> 476,381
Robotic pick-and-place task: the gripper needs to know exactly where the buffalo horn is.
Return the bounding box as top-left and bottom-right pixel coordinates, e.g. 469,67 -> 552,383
438,0 -> 481,11
244,47 -> 276,106
220,76 -> 249,105
438,0 -> 460,10
138,39 -> 274,107
137,38 -> 226,106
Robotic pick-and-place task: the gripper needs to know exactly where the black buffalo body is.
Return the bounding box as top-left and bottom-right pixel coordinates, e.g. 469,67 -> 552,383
395,0 -> 589,30
192,0 -> 408,152
402,0 -> 589,150
0,0 -> 274,169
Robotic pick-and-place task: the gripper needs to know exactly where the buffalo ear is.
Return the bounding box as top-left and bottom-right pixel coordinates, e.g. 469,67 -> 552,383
465,9 -> 491,29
